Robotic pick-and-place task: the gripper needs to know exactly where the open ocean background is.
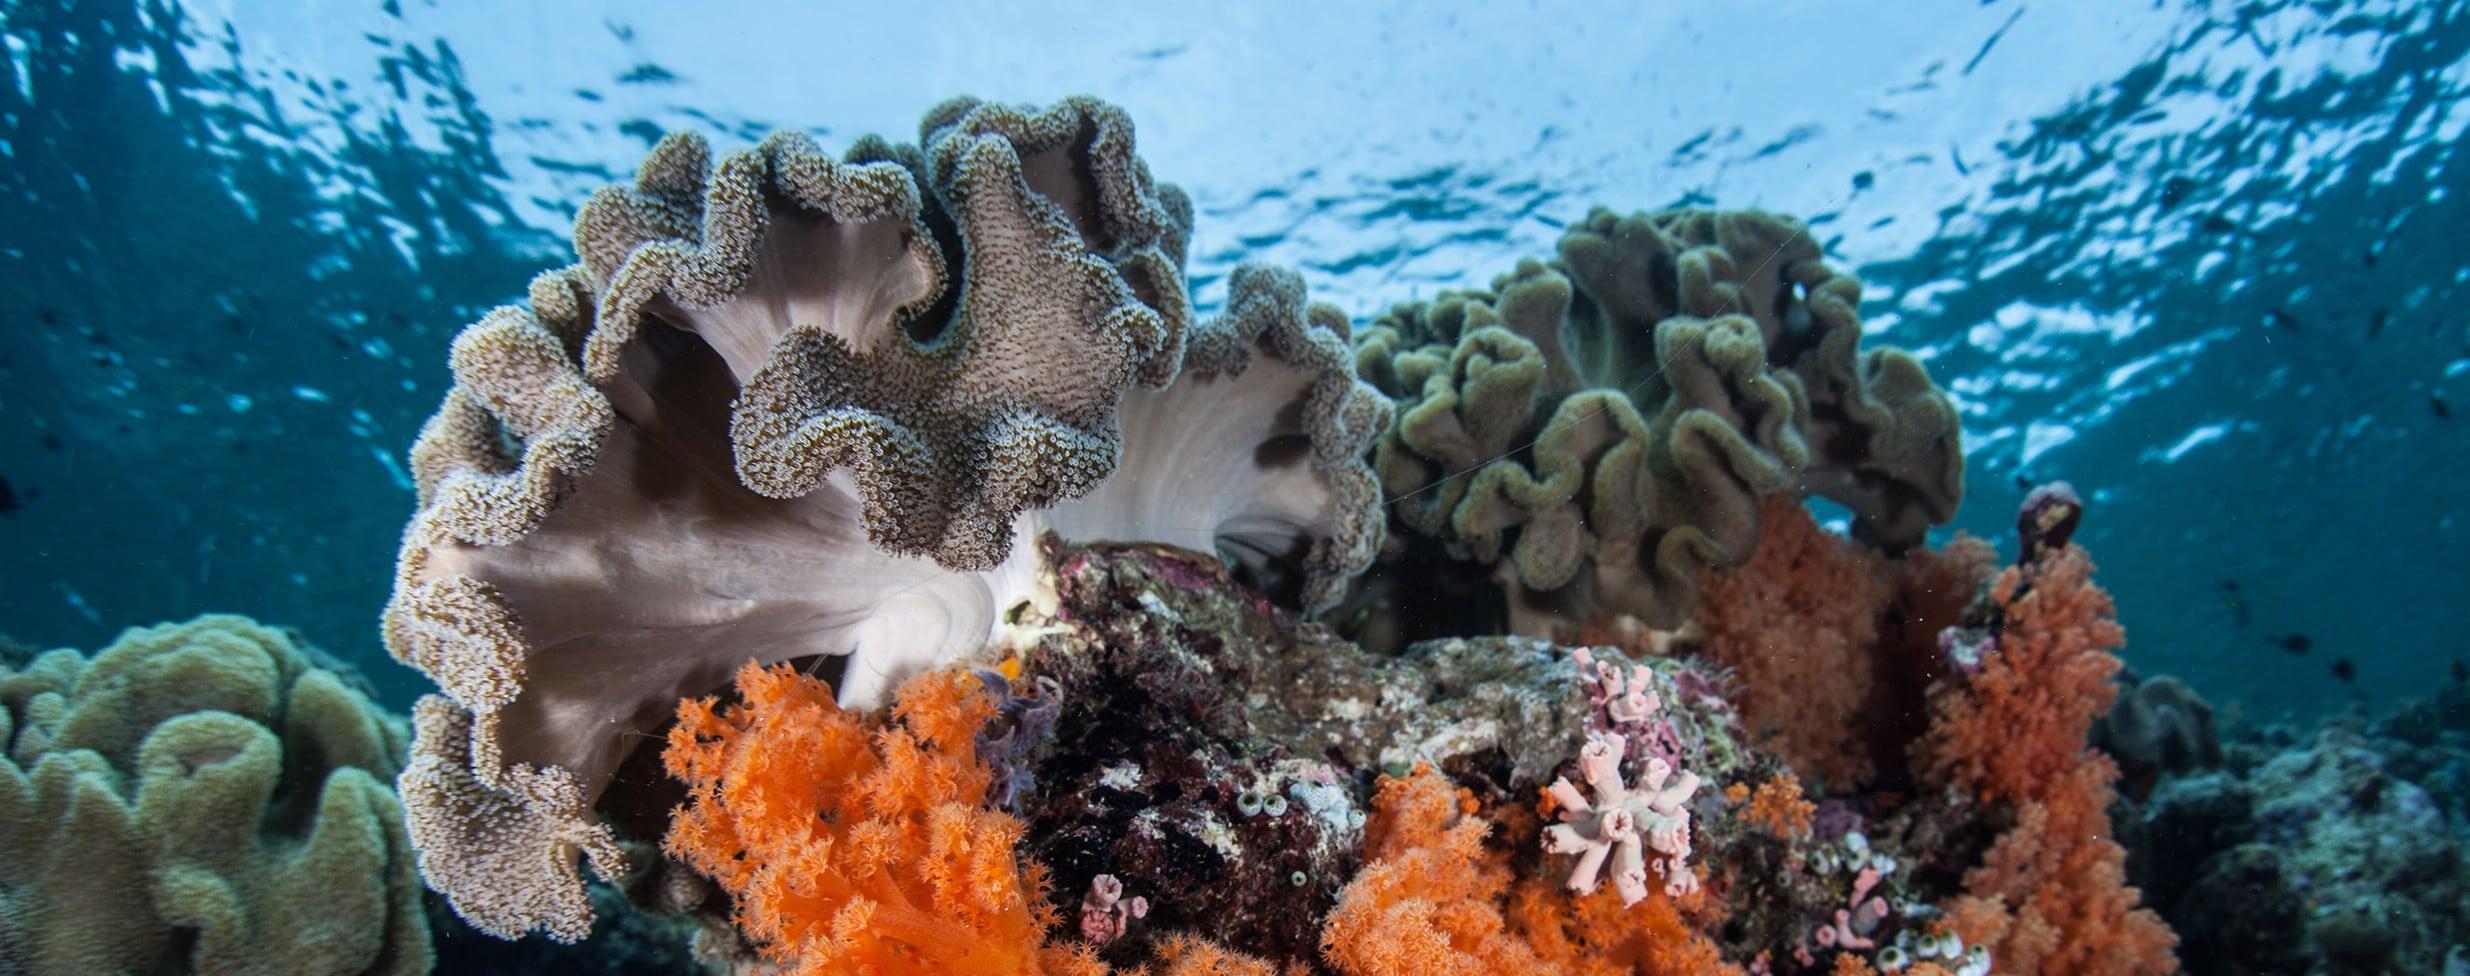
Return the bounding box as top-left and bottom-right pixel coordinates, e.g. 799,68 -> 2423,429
2,0 -> 2463,723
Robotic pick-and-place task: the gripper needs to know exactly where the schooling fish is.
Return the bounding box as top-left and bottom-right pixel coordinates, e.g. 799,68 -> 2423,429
2434,394 -> 2452,421
2331,658 -> 2356,683
2219,580 -> 2251,629
2272,633 -> 2313,655
0,474 -> 16,514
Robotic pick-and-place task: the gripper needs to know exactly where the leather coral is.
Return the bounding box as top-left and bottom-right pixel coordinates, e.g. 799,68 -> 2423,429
384,95 -> 1386,942
1353,208 -> 1962,635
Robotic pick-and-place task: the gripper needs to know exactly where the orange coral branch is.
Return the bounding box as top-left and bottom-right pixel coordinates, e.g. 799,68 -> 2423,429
662,662 -> 1049,976
1918,546 -> 2177,976
1739,771 -> 1816,841
1322,766 -> 1739,976
1694,496 -> 1893,788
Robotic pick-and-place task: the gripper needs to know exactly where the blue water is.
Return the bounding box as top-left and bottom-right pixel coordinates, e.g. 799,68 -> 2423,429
2,0 -> 2464,721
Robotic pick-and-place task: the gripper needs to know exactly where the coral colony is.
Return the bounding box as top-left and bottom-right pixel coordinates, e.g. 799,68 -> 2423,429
23,91 -> 2338,975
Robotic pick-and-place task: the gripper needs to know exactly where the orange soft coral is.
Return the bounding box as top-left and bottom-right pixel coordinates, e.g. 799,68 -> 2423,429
1922,547 -> 2126,807
1694,495 -> 1893,788
1320,766 -> 1548,975
1919,546 -> 2178,976
1737,771 -> 1815,841
1506,879 -> 1739,976
663,662 -> 1052,975
1039,935 -> 1300,976
1321,766 -> 1738,976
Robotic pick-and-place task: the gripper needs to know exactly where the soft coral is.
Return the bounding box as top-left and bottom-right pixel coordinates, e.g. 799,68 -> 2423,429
1919,543 -> 2178,976
663,661 -> 1052,975
1321,766 -> 1738,976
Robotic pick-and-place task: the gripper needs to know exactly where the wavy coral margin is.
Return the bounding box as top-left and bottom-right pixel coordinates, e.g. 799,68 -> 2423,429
382,96 -> 1387,944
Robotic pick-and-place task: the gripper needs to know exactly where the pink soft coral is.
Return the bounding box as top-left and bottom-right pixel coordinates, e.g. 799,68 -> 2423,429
1694,495 -> 1894,788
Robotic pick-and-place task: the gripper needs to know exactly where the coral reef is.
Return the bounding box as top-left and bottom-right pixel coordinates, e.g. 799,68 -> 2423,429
1350,208 -> 1962,637
2122,711 -> 2470,976
334,89 -> 2247,976
0,615 -> 430,975
384,95 -> 1386,942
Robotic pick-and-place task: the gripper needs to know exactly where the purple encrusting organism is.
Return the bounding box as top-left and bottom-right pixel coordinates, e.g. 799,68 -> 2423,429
1573,647 -> 1688,773
2018,480 -> 2084,563
1939,626 -> 1996,677
975,669 -> 1062,812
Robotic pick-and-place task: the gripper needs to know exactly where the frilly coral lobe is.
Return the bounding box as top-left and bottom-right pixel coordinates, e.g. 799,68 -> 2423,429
382,94 -> 1386,943
1349,207 -> 1962,639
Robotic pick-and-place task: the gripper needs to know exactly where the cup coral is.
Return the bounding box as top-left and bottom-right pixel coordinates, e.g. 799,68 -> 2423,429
383,95 -> 1387,942
1542,732 -> 1703,906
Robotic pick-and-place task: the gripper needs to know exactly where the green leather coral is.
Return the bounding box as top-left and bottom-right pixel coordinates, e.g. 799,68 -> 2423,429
1356,207 -> 1963,633
0,615 -> 430,976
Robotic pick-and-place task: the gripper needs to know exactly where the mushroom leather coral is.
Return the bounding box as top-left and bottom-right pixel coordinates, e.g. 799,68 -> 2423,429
1920,546 -> 2177,976
1354,208 -> 1962,634
663,661 -> 1051,975
386,94 -> 1387,942
1320,766 -> 1737,976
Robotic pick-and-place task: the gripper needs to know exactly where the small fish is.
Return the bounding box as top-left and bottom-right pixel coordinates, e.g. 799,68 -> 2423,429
2219,580 -> 2251,629
2014,472 -> 2035,491
0,474 -> 16,514
2331,658 -> 2356,683
39,434 -> 60,451
2272,633 -> 2313,655
2435,395 -> 2453,421
2450,658 -> 2466,683
2367,309 -> 2389,339
2267,308 -> 2302,332
2158,176 -> 2196,212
